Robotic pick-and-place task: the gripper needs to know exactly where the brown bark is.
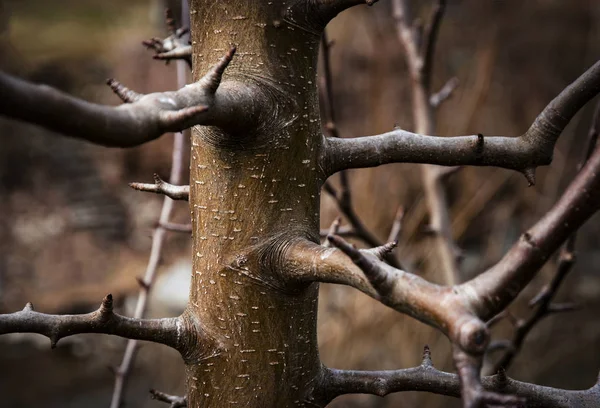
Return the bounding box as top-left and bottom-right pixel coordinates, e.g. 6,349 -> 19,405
182,2 -> 328,406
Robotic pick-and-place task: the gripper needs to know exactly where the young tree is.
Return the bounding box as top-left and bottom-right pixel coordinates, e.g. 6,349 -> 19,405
1,1 -> 600,407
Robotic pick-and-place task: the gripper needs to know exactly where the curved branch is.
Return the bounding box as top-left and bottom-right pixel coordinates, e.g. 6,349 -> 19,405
0,48 -> 260,147
0,295 -> 183,351
324,60 -> 600,177
129,174 -> 190,201
315,347 -> 600,408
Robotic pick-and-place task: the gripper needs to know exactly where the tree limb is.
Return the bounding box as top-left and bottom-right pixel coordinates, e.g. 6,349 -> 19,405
150,389 -> 187,408
143,9 -> 192,67
129,173 -> 190,201
0,47 -> 262,147
392,0 -> 461,284
0,295 -> 183,351
323,59 -> 600,177
312,345 -> 600,407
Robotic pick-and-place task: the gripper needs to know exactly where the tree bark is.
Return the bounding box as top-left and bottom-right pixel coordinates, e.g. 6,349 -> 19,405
182,2 -> 327,406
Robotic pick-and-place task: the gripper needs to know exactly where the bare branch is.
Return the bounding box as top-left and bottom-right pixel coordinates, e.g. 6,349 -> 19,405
313,346 -> 600,407
0,295 -> 182,350
160,222 -> 193,233
421,0 -> 446,91
393,0 -> 460,284
323,178 -> 403,269
150,389 -> 187,408
430,77 -> 459,108
324,60 -> 600,176
0,47 -> 265,147
129,174 -> 190,201
489,100 -> 600,372
143,9 -> 192,67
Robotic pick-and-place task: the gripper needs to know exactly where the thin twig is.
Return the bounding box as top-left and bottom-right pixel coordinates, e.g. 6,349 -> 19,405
392,0 -> 460,284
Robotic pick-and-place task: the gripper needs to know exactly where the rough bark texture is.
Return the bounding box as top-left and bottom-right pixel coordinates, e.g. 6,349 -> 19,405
183,2 -> 325,406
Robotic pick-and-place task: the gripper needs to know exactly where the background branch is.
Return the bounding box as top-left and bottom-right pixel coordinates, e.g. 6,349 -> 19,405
324,59 -> 600,176
393,0 -> 461,284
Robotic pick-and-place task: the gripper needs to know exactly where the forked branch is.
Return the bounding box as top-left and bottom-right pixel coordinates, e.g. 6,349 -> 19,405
0,48 -> 261,147
0,295 -> 182,351
324,60 -> 600,177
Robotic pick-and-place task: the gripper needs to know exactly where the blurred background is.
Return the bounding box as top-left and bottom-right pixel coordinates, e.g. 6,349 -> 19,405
1,0 -> 600,407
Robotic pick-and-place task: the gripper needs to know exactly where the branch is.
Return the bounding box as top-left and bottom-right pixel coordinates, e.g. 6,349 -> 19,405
0,47 -> 260,147
150,389 -> 187,408
430,77 -> 459,108
489,100 -> 600,372
129,174 -> 190,201
324,59 -> 600,177
143,9 -> 192,67
313,346 -> 600,407
0,295 -> 182,350
393,0 -> 460,284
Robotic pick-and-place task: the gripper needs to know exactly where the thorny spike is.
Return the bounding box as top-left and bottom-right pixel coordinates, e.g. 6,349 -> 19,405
523,168 -> 536,186
159,105 -> 209,129
23,302 -> 34,312
106,79 -> 143,103
202,47 -> 237,95
154,46 -> 192,62
422,345 -> 433,367
370,241 -> 398,260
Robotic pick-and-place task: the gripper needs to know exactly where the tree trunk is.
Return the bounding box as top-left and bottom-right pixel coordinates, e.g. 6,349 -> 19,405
183,2 -> 324,406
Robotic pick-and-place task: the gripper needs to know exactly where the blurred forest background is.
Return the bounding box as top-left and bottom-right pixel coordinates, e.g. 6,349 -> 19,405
1,0 -> 600,407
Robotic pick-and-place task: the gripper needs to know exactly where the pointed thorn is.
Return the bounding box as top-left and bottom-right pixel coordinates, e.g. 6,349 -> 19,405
422,345 -> 433,367
523,168 -> 536,186
101,294 -> 114,312
105,78 -> 142,103
371,241 -> 398,260
160,105 -> 209,129
203,47 -> 237,94
153,173 -> 164,185
23,302 -> 34,312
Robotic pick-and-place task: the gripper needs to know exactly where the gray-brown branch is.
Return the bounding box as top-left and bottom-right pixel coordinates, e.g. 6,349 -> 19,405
143,8 -> 192,67
150,389 -> 188,407
0,295 -> 182,351
324,59 -> 600,177
315,346 -> 600,407
130,174 -> 190,201
0,48 -> 261,147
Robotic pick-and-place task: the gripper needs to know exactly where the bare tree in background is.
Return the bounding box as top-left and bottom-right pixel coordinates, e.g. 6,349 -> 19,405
1,1 -> 600,407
